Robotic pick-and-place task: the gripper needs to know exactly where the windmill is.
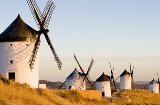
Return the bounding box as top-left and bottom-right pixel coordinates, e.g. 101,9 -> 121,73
90,62 -> 116,90
26,0 -> 62,70
114,63 -> 134,90
109,62 -> 116,89
59,54 -> 94,90
143,73 -> 160,91
96,72 -> 111,97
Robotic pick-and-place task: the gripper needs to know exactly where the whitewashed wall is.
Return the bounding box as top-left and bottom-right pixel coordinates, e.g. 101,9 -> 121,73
120,74 -> 131,90
149,84 -> 159,93
38,84 -> 46,89
0,42 -> 39,88
96,81 -> 111,97
66,78 -> 86,90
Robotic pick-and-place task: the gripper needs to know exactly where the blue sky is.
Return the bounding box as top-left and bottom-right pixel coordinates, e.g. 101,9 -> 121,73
0,0 -> 160,82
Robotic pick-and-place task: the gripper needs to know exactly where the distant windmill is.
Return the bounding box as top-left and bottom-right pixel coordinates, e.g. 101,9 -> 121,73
90,62 -> 116,90
115,63 -> 134,90
26,0 -> 62,70
148,79 -> 159,93
143,73 -> 160,93
59,54 -> 94,90
96,72 -> 111,97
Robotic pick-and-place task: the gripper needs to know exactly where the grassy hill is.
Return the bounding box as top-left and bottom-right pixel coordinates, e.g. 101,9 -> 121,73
1,76 -> 160,105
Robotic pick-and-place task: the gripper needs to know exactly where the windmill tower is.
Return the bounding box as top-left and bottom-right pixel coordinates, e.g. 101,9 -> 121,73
115,63 -> 134,90
0,0 -> 62,88
149,79 -> 159,93
59,54 -> 94,90
96,72 -> 111,97
0,15 -> 39,88
119,69 -> 131,90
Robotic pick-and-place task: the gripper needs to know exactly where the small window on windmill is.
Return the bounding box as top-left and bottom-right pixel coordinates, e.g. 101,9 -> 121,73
10,44 -> 12,46
10,60 -> 13,64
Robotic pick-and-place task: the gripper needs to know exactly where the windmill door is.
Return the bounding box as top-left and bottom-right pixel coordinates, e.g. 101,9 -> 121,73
8,72 -> 15,81
69,86 -> 72,89
102,92 -> 105,97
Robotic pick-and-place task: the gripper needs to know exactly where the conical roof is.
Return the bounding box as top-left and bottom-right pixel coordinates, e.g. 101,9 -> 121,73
120,69 -> 130,76
66,68 -> 83,79
106,75 -> 111,80
0,14 -> 37,42
96,72 -> 110,82
149,79 -> 158,84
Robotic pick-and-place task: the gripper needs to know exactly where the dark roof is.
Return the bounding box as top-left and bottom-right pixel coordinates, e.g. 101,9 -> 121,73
96,72 -> 110,82
106,75 -> 111,80
149,79 -> 158,84
0,14 -> 37,42
120,69 -> 130,76
66,68 -> 83,79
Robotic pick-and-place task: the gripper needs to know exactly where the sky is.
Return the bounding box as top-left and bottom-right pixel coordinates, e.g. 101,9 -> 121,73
0,0 -> 160,82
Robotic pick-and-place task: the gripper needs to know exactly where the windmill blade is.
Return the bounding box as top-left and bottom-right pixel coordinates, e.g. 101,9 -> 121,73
82,76 -> 86,82
109,62 -> 113,78
131,70 -> 134,84
26,0 -> 42,28
86,58 -> 94,75
29,34 -> 41,69
157,73 -> 159,83
42,0 -> 56,29
89,81 -> 96,90
129,62 -> 131,73
59,81 -> 66,89
74,54 -> 85,74
143,84 -> 148,89
111,69 -> 113,79
85,75 -> 92,85
43,0 -> 53,16
113,78 -> 116,89
115,75 -> 120,81
43,33 -> 62,70
131,65 -> 134,84
27,0 -> 62,70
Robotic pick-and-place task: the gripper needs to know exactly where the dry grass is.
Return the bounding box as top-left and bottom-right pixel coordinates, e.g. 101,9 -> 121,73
0,77 -> 110,105
111,89 -> 160,104
1,75 -> 160,105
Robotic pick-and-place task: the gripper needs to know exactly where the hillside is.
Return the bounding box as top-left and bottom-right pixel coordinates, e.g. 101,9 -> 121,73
39,80 -> 149,90
1,77 -> 160,104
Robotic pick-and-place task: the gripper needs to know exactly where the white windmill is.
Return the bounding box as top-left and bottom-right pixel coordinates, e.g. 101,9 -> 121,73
0,0 -> 62,88
149,79 -> 159,93
95,72 -> 111,97
143,73 -> 160,93
115,63 -> 134,90
0,15 -> 39,88
59,54 -> 94,90
61,68 -> 85,90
